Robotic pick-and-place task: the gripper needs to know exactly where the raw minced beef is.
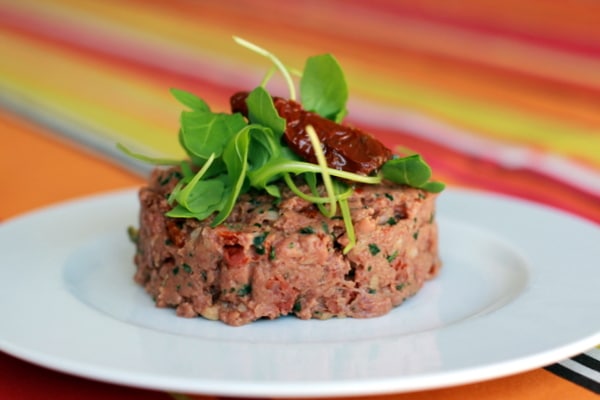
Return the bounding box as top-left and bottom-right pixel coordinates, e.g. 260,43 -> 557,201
132,167 -> 441,326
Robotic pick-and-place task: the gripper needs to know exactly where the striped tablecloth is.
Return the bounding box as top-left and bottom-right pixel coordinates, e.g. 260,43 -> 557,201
1,0 -> 599,398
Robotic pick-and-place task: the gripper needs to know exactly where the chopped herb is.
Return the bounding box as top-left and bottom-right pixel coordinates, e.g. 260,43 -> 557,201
269,247 -> 276,260
321,221 -> 329,233
288,242 -> 295,248
237,284 -> 252,296
386,251 -> 398,263
299,226 -> 315,234
254,223 -> 262,228
367,265 -> 372,272
384,193 -> 394,201
386,217 -> 397,226
429,212 -> 435,224
172,266 -> 180,276
418,192 -> 426,200
396,283 -> 405,291
368,288 -> 377,294
413,231 -> 419,240
368,243 -> 381,256
164,238 -> 174,246
182,263 -> 192,273
293,299 -> 302,313
159,171 -> 183,186
159,173 -> 171,186
253,232 -> 269,255
176,284 -> 181,291
200,270 -> 207,282
127,226 -> 139,244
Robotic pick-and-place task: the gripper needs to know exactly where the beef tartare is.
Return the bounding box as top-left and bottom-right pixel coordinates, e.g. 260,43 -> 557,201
132,169 -> 440,326
124,37 -> 444,326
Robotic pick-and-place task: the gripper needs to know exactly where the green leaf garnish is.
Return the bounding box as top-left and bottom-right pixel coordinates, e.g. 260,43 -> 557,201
179,111 -> 246,160
245,86 -> 286,137
121,37 -> 444,253
212,125 -> 252,226
381,154 -> 443,191
420,181 -> 446,193
300,54 -> 348,122
170,88 -> 210,112
166,154 -> 227,219
381,154 -> 431,187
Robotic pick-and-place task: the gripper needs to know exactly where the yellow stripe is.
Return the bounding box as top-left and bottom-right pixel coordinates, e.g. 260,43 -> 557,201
0,32 -> 184,157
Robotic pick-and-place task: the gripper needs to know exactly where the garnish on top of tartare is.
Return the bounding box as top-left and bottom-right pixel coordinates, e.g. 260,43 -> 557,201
121,36 -> 443,254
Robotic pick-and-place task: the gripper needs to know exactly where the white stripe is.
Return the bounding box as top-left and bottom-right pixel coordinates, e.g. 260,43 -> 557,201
559,358 -> 600,382
587,347 -> 600,362
0,87 -> 153,177
350,99 -> 600,197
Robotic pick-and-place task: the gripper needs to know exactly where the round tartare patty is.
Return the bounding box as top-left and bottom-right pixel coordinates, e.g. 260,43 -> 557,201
132,167 -> 441,326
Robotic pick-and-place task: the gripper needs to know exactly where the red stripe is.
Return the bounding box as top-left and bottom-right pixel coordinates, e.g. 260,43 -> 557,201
365,0 -> 600,57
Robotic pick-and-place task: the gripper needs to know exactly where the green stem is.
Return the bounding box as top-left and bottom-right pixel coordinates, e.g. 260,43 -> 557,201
176,153 -> 216,208
116,143 -> 180,165
249,158 -> 381,188
283,173 -> 353,204
233,36 -> 296,101
339,198 -> 355,254
260,66 -> 277,87
306,125 -> 336,217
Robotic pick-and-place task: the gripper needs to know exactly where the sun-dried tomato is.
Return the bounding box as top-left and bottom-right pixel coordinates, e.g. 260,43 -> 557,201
231,92 -> 391,175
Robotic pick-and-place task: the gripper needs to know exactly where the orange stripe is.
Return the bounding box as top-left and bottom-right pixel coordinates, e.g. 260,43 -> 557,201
374,0 -> 600,40
0,110 -> 141,220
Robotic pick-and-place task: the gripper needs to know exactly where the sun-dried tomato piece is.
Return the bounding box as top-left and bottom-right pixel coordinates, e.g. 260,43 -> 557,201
231,92 -> 391,175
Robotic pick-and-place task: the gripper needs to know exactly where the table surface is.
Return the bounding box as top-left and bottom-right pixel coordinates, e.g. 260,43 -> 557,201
1,0 -> 599,399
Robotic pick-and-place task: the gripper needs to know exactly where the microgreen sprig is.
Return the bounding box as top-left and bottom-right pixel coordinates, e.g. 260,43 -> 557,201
306,125 -> 337,217
233,36 -> 296,101
116,143 -> 180,165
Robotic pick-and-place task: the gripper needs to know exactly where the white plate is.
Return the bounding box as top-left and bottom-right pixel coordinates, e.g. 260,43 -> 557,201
0,188 -> 599,397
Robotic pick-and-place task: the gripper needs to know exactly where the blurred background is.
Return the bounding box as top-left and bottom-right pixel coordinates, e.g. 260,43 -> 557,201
1,0 -> 599,222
